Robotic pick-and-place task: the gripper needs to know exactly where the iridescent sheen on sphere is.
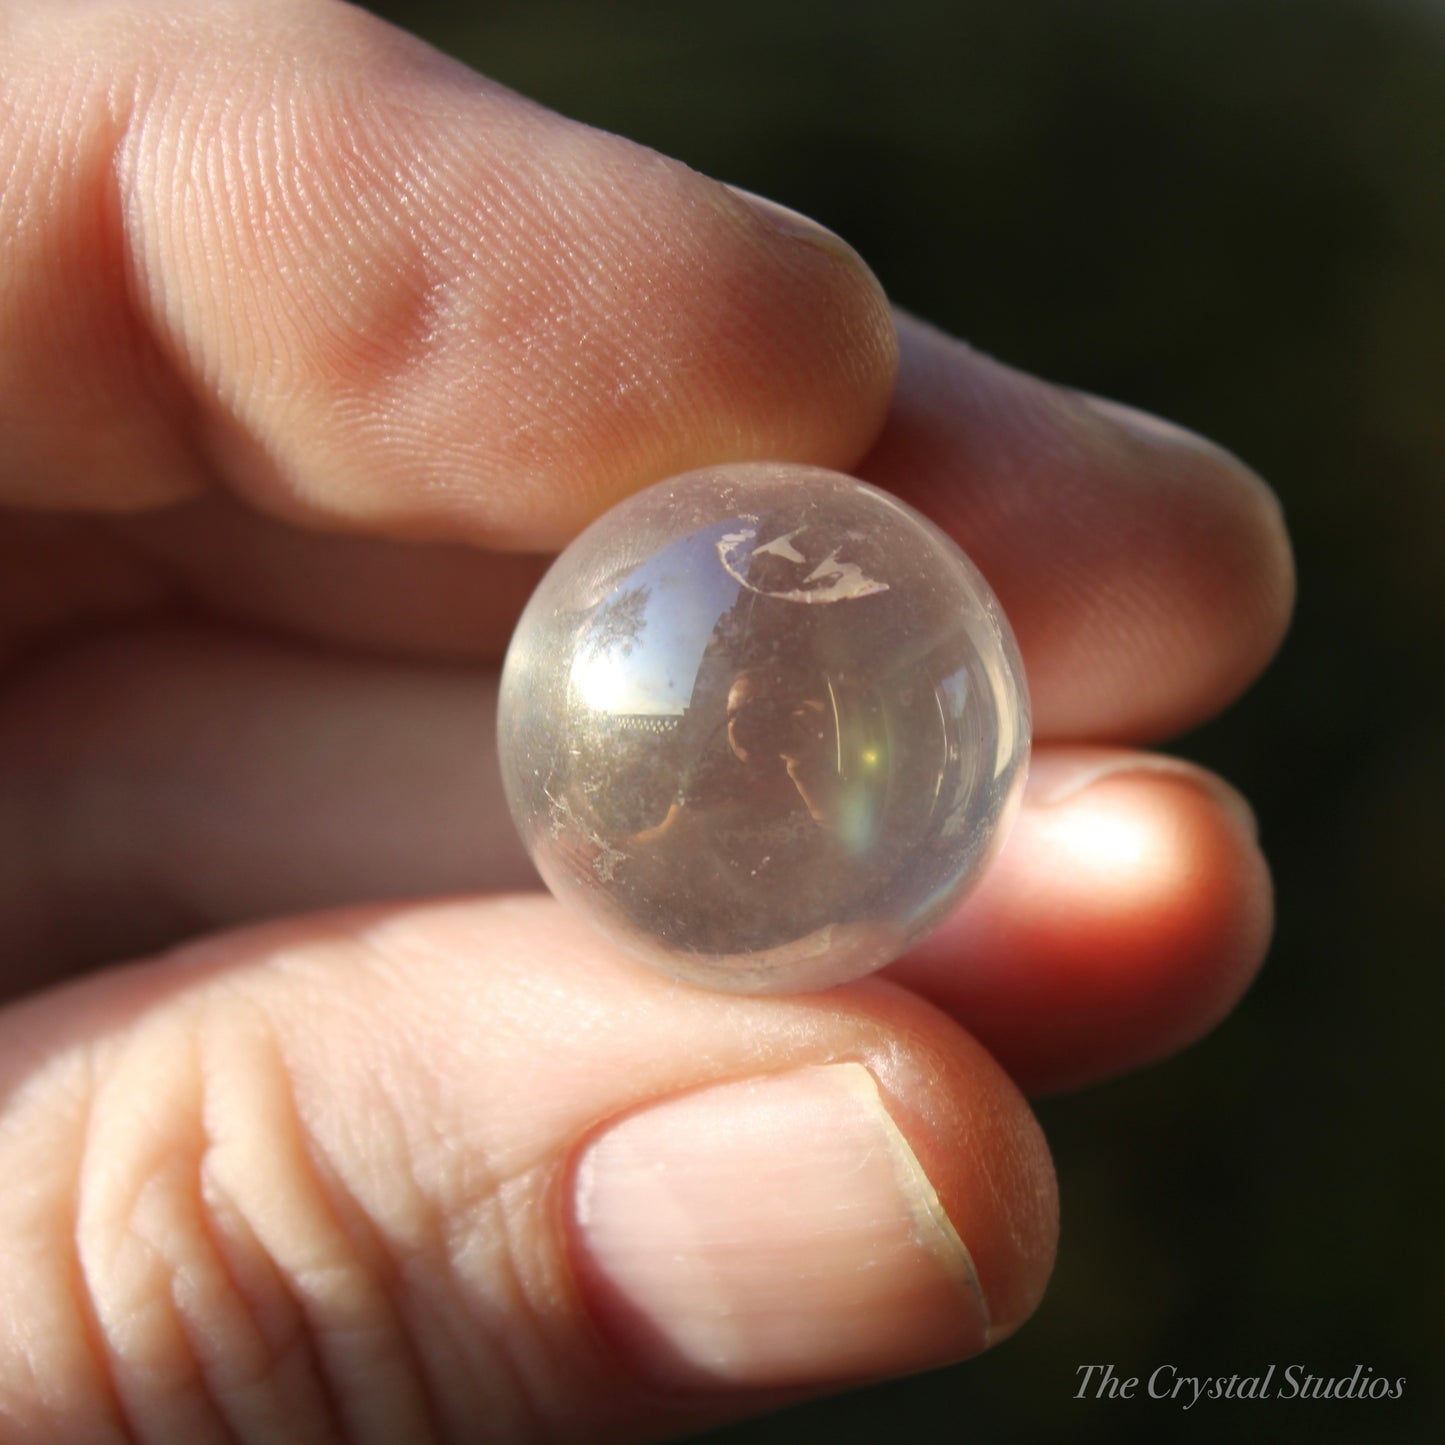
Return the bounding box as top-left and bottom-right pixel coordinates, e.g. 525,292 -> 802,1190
498,464 -> 1030,992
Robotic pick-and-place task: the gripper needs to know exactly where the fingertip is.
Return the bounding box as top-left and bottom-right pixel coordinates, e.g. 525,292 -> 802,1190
569,1063 -> 992,1391
896,753 -> 1274,1094
434,907 -> 1058,1393
158,6 -> 898,546
863,316 -> 1296,740
858,995 -> 1059,1345
567,1036 -> 1057,1393
1078,393 -> 1297,736
2,0 -> 898,543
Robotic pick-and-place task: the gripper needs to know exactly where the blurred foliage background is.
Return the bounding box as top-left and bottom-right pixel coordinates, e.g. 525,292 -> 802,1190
365,1 -> 1442,1439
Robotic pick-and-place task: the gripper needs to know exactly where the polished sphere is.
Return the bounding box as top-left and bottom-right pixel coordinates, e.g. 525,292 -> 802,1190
498,464 -> 1030,992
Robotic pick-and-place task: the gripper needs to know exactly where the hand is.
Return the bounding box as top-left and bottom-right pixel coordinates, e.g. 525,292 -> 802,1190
0,2 -> 1293,1440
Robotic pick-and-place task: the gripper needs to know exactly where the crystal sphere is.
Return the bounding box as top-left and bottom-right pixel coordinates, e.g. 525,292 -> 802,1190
498,463 -> 1030,993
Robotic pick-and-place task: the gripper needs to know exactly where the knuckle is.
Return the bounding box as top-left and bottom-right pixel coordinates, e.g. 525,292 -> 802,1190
0,934 -> 620,1441
65,996 -> 344,1441
45,985 -> 442,1443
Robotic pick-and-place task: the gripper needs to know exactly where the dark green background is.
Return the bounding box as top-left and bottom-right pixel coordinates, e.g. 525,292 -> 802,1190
363,1 -> 1443,1439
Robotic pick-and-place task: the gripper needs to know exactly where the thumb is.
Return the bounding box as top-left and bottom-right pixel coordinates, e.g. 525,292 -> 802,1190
0,897 -> 1056,1442
1,0 -> 894,547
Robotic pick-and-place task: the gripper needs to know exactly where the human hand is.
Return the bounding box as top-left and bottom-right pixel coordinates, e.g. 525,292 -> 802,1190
0,2 -> 1293,1440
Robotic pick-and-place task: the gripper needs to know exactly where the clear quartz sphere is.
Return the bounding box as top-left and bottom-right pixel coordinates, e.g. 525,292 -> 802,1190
498,463 -> 1030,993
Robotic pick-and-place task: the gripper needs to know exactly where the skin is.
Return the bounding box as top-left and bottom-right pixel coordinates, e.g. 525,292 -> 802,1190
0,1 -> 1294,1441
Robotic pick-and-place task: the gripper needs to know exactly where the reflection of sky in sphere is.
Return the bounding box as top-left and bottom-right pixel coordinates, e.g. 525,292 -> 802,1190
569,522 -> 743,716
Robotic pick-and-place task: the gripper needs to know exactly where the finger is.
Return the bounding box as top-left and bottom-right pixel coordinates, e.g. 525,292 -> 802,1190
860,314 -> 1296,740
1,0 -> 1290,750
13,311 -> 1294,745
0,0 -> 894,545
0,501 -> 555,675
0,897 -> 1056,1441
890,749 -> 1274,1094
0,624 -> 529,991
3,627 -> 1269,1098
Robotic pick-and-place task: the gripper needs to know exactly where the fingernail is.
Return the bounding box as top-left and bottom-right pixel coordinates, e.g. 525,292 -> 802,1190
572,1062 -> 988,1391
1028,751 -> 1259,841
728,186 -> 870,269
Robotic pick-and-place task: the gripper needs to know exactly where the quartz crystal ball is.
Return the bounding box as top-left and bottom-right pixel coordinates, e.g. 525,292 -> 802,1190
498,464 -> 1030,992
